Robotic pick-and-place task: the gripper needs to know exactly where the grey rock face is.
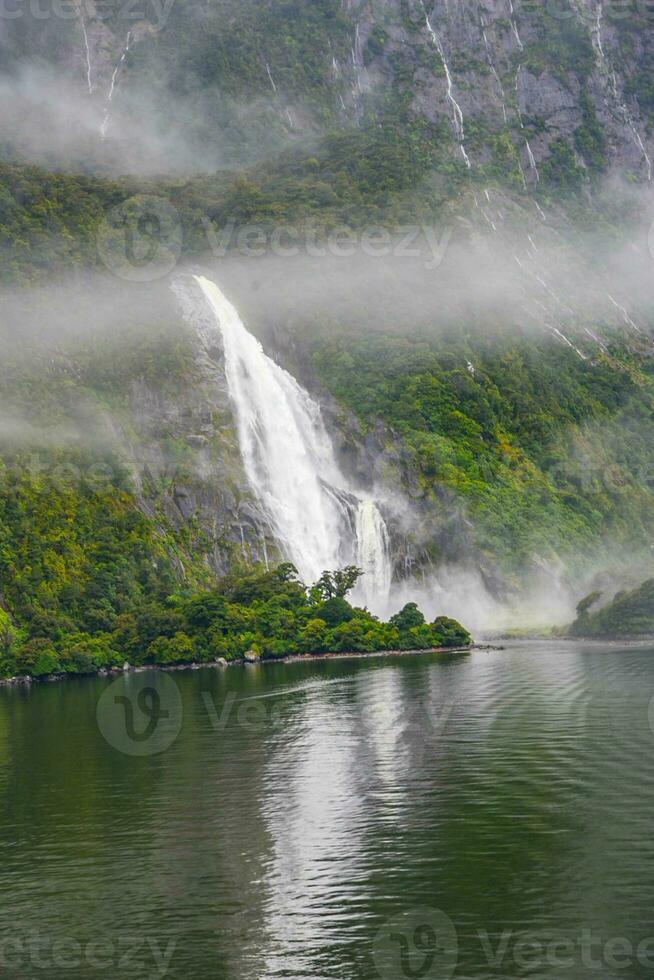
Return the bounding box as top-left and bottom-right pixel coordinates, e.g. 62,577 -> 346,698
9,0 -> 654,180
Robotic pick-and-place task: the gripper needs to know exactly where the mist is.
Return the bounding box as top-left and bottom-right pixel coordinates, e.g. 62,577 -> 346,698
0,59 -> 310,174
2,176 -> 654,631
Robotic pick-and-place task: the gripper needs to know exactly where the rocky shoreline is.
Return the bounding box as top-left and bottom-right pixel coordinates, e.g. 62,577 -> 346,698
0,643 -> 478,688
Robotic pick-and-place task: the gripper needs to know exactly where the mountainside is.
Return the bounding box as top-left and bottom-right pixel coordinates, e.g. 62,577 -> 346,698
1,0 -> 654,662
2,0 -> 654,181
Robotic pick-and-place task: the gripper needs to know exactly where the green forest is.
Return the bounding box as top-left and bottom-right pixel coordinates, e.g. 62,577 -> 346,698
1,0 -> 654,669
0,525 -> 470,678
570,579 -> 654,638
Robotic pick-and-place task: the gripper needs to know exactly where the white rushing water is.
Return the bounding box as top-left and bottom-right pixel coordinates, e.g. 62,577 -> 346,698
482,24 -> 507,123
591,1 -> 652,181
514,65 -> 524,128
100,31 -> 131,138
514,66 -> 541,183
191,275 -> 392,613
265,62 -> 277,93
351,25 -> 362,92
355,500 -> 392,607
607,292 -> 642,333
78,9 -> 94,95
525,139 -> 540,182
592,1 -> 605,60
350,22 -> 369,114
508,0 -> 524,49
420,0 -> 471,168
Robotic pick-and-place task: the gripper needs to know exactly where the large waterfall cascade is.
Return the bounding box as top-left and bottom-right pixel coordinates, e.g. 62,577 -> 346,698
192,275 -> 392,615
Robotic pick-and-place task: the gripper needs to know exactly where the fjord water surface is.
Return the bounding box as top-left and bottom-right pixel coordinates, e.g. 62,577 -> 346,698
1,641 -> 654,978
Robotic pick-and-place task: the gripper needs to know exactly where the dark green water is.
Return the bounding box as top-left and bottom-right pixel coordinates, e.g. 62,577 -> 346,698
2,641 -> 654,979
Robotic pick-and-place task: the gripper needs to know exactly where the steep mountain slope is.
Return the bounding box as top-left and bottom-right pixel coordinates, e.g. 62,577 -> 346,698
2,0 -> 653,180
1,0 -> 654,647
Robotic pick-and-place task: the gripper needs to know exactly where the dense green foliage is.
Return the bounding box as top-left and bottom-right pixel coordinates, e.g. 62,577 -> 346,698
569,579 -> 654,637
311,325 -> 654,574
574,90 -> 607,176
522,3 -> 595,84
4,0 -> 645,286
0,116 -> 462,285
0,548 -> 470,678
2,0 -> 654,646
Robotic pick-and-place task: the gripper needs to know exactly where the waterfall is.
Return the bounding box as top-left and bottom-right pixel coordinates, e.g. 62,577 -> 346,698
525,139 -> 540,182
265,62 -> 277,93
515,67 -> 541,183
355,500 -> 392,611
507,0 -> 524,50
592,1 -> 605,60
590,2 -> 652,181
482,24 -> 507,123
100,32 -> 131,138
78,9 -> 94,95
515,66 -> 524,128
518,158 -> 528,189
419,0 -> 471,168
351,25 -> 362,92
350,22 -> 369,115
190,276 -> 392,613
607,293 -> 642,333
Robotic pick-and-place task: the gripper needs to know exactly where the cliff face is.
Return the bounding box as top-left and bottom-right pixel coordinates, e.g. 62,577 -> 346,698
3,0 -> 653,181
2,0 -> 654,614
101,297 -> 293,580
346,0 -> 653,180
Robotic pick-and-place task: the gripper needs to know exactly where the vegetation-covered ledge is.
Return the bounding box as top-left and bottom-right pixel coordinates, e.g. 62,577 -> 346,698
0,563 -> 470,681
568,579 -> 654,639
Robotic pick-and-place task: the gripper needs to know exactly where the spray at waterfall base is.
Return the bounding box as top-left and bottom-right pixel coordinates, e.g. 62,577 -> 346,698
173,275 -> 584,633
180,275 -> 391,616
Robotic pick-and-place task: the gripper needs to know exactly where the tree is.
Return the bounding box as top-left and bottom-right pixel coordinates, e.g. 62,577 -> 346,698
432,616 -> 471,647
390,602 -> 426,632
576,591 -> 602,619
184,593 -> 228,629
147,632 -> 195,665
314,596 -> 354,627
314,566 -> 362,600
298,618 -> 328,653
